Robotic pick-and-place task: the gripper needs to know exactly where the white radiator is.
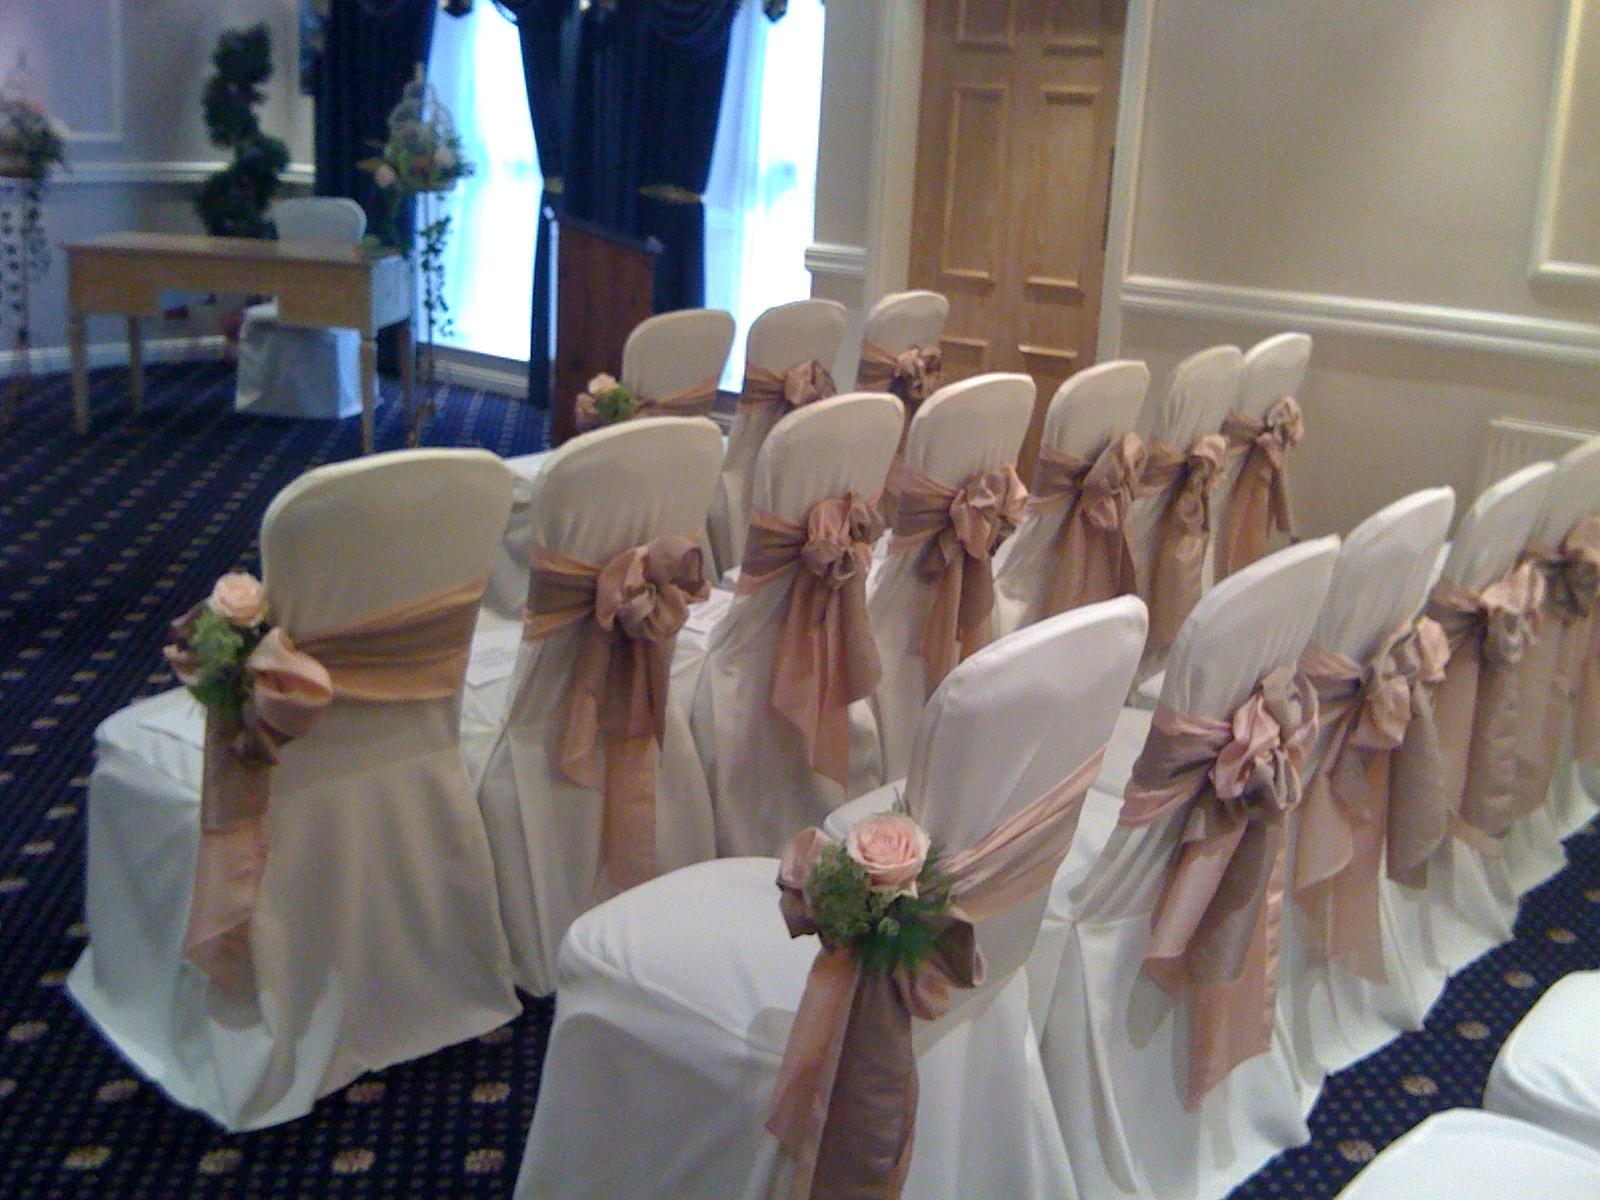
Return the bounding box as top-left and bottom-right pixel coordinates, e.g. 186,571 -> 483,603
1477,417 -> 1595,496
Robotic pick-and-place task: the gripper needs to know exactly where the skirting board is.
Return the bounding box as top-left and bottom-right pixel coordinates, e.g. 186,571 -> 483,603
1119,275 -> 1600,368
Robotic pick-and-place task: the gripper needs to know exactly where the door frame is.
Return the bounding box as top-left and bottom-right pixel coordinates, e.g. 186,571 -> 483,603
858,0 -> 1156,363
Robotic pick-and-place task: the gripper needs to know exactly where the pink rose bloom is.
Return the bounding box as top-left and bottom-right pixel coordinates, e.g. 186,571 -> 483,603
208,572 -> 267,628
374,163 -> 397,189
435,145 -> 456,171
846,813 -> 931,899
587,372 -> 619,396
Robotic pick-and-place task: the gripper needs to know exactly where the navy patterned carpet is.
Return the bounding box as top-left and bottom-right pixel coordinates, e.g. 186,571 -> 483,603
0,360 -> 1596,1197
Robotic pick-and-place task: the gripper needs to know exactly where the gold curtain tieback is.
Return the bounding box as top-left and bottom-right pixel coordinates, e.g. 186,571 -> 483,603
638,183 -> 704,205
543,176 -> 565,195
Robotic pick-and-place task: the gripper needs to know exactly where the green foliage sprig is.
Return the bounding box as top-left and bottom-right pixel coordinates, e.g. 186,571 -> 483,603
806,844 -> 953,976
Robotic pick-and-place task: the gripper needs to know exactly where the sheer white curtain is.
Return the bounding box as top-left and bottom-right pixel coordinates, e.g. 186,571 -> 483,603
703,0 -> 827,390
428,6 -> 542,362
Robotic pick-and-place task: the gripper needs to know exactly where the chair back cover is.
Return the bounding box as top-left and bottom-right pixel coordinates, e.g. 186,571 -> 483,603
859,289 -> 949,362
480,417 -> 724,994
695,394 -> 903,855
621,308 -> 736,400
1444,462 -> 1556,590
868,373 -> 1035,780
271,196 -> 366,244
1532,438 -> 1600,546
708,299 -> 850,574
993,360 -> 1149,635
907,596 -> 1148,987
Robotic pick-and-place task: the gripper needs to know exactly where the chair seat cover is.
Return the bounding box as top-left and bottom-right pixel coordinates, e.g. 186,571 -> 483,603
1485,972 -> 1600,1150
235,302 -> 363,420
67,686 -> 520,1131
514,858 -> 1073,1200
1335,1110 -> 1600,1199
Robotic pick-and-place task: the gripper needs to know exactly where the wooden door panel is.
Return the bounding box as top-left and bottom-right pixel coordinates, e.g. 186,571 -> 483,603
939,83 -> 1009,289
956,0 -> 1016,47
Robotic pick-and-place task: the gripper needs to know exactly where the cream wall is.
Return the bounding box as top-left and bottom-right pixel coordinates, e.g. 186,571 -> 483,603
0,0 -> 313,375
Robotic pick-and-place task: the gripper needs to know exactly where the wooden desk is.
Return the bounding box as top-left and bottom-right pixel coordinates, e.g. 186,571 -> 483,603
65,232 -> 413,454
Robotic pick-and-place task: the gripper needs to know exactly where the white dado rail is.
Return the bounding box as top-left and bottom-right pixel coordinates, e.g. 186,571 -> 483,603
57,161 -> 316,188
1119,276 -> 1600,369
803,242 -> 868,282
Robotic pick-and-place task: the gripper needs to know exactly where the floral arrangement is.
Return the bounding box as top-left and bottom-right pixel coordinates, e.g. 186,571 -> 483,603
164,573 -> 271,724
362,70 -> 474,446
804,814 -> 952,974
578,373 -> 638,427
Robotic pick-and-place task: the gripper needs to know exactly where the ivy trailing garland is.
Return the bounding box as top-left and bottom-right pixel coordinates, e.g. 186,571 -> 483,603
0,88 -> 66,427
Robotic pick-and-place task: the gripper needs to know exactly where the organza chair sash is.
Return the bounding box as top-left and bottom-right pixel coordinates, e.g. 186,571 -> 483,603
1028,432 -> 1144,616
767,747 -> 1107,1200
185,580 -> 486,991
520,538 -> 709,889
740,360 -> 837,411
574,378 -> 719,431
1409,562 -> 1545,844
1294,619 -> 1448,979
1139,434 -> 1228,653
856,341 -> 942,422
1119,666 -> 1319,1107
888,462 -> 1028,693
737,494 -> 885,786
1215,397 -> 1303,578
1513,517 -> 1600,812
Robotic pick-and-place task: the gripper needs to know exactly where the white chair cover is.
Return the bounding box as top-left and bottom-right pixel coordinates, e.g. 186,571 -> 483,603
867,373 -> 1034,782
1334,1110 -> 1600,1200
992,360 -> 1149,638
475,417 -> 723,997
1033,537 -> 1340,1200
854,290 -> 948,385
67,450 -> 521,1130
706,299 -> 849,579
1485,971 -> 1600,1150
1279,488 -> 1456,1081
515,596 -> 1148,1200
694,394 -> 902,856
235,197 -> 366,420
1413,462 -> 1555,974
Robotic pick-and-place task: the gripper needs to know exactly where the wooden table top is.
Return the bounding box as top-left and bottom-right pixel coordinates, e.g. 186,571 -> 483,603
65,231 -> 397,267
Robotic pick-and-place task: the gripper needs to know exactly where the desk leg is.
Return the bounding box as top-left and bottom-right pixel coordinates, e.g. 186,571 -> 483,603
359,335 -> 377,455
398,320 -> 417,434
126,317 -> 144,415
70,307 -> 89,434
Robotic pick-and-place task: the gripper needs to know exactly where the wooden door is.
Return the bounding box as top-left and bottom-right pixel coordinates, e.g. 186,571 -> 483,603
908,0 -> 1126,477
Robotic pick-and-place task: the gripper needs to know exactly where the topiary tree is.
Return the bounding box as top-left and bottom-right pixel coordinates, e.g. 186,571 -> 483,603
195,24 -> 289,239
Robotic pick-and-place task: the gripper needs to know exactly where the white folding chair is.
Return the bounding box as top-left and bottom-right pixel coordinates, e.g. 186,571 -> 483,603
1033,537 -> 1340,1200
68,450 -> 521,1131
235,197 -> 367,419
515,597 -> 1147,1200
992,360 -> 1150,638
706,299 -> 849,579
694,393 -> 902,856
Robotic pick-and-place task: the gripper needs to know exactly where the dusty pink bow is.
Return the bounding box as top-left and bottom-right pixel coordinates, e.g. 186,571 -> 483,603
739,495 -> 885,786
1119,666 -> 1319,1107
742,360 -> 838,411
768,748 -> 1106,1200
1215,398 -> 1303,578
574,378 -> 718,432
889,463 -> 1029,692
521,537 -> 709,888
858,341 -> 943,428
1028,432 -> 1145,616
1295,619 -> 1449,978
1140,434 -> 1229,654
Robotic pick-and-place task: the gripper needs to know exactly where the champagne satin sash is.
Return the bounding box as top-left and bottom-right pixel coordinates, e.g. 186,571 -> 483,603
1514,518 -> 1600,806
520,538 -> 709,889
738,495 -> 885,786
574,378 -> 719,431
1140,434 -> 1228,654
1028,433 -> 1145,616
182,581 -> 485,991
1294,619 -> 1448,979
1119,666 -> 1319,1108
768,748 -> 1107,1200
740,360 -> 837,411
857,341 -> 942,432
888,463 -> 1028,693
1215,398 -> 1303,579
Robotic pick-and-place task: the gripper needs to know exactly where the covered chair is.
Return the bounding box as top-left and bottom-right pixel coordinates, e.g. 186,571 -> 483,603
854,289 -> 948,440
867,373 -> 1034,782
706,299 -> 849,580
515,596 -> 1148,1200
992,359 -> 1149,638
235,197 -> 367,420
68,450 -> 522,1130
475,417 -> 724,997
1485,971 -> 1600,1151
694,393 -> 903,856
1034,536 -> 1340,1200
